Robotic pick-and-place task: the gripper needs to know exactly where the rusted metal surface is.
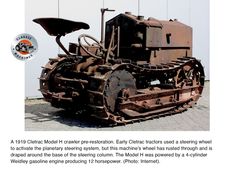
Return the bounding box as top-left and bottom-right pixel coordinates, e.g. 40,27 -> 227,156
34,9 -> 205,125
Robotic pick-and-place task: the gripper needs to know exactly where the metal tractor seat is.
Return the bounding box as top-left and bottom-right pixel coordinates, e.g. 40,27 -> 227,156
33,18 -> 90,36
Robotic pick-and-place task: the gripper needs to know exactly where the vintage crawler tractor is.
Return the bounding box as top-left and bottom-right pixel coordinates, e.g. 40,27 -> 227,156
33,8 -> 205,125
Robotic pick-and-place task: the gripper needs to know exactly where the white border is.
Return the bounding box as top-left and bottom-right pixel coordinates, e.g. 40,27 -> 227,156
0,0 -> 236,176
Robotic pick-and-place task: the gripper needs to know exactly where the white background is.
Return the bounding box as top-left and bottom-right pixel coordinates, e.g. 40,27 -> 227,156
25,0 -> 209,98
0,0 -> 236,177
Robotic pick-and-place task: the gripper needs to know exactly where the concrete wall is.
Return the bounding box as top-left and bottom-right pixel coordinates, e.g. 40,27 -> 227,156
25,0 -> 209,98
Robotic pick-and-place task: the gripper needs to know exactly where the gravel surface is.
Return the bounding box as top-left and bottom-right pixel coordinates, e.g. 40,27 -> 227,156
25,82 -> 209,131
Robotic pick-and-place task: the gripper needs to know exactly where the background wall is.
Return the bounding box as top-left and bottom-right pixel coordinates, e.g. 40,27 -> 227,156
25,0 -> 209,98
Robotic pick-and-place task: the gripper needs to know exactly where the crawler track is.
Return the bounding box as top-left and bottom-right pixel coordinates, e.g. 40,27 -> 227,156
39,56 -> 204,125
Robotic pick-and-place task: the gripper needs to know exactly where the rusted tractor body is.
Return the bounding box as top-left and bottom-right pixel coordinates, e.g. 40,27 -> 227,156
34,10 -> 204,125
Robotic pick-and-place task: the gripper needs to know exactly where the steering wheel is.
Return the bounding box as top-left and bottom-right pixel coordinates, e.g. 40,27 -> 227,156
78,34 -> 104,59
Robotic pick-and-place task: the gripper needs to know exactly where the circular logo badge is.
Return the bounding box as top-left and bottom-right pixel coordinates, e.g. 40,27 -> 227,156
11,33 -> 38,61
